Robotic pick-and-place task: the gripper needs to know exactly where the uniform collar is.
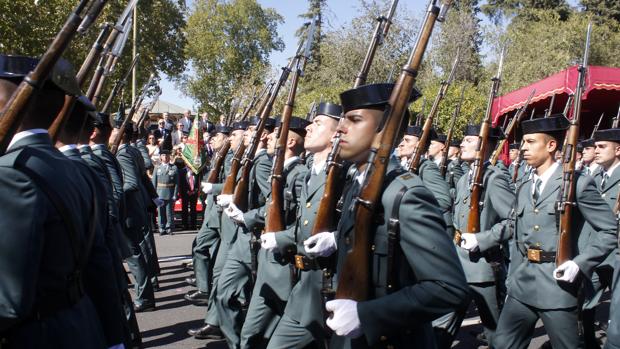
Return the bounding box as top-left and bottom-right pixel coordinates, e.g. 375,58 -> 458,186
284,156 -> 299,169
58,144 -> 78,153
7,128 -> 49,151
603,161 -> 620,178
533,161 -> 559,194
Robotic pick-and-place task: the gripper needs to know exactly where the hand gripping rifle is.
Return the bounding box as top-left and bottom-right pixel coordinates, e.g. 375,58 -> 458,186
439,85 -> 465,177
489,88 -> 535,166
223,38 -> 304,207
555,23 -> 592,270
109,73 -> 155,154
265,18 -> 316,233
0,0 -> 107,154
407,48 -> 460,173
335,0 -> 451,302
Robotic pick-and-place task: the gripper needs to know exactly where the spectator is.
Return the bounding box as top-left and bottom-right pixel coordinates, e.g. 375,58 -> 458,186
172,121 -> 184,146
147,134 -> 160,167
180,110 -> 192,133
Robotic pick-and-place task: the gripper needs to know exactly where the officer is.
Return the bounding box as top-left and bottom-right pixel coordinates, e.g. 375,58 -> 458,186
188,120 -> 249,340
152,135 -> 179,236
215,116 -> 276,348
0,55 -> 111,348
494,115 -> 617,349
304,83 -> 469,348
435,124 -> 514,348
262,102 -> 343,348
185,124 -> 233,304
239,116 -> 309,348
115,122 -> 156,312
581,127 -> 620,348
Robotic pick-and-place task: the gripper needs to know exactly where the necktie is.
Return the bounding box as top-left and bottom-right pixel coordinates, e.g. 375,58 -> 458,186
602,173 -> 609,190
533,178 -> 542,203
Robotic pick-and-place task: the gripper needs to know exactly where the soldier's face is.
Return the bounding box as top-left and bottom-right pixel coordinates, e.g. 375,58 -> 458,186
448,146 -> 460,158
428,140 -> 444,157
460,136 -> 480,162
397,135 -> 419,158
230,129 -> 244,150
522,133 -> 557,168
305,115 -> 338,153
509,148 -> 519,161
337,108 -> 382,163
267,127 -> 279,155
582,146 -> 596,163
594,141 -> 620,169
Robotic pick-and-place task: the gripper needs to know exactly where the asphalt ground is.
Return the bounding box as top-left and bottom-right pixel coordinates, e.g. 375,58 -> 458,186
129,230 -> 610,349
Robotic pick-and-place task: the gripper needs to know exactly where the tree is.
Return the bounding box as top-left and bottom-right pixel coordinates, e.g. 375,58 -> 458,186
295,0 -> 327,74
182,0 -> 284,117
0,0 -> 187,104
481,0 -> 571,25
581,0 -> 620,24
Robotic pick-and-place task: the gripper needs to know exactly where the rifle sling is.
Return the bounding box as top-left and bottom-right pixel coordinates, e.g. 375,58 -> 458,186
386,185 -> 408,294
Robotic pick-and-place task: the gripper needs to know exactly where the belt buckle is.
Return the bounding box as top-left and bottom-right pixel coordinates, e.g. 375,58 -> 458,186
453,230 -> 462,245
527,248 -> 541,262
294,255 -> 305,270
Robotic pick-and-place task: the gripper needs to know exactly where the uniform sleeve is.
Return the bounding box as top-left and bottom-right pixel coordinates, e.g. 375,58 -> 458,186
274,225 -> 297,255
477,170 -> 515,252
117,153 -> 140,192
151,166 -> 158,188
256,157 -> 273,200
0,168 -> 45,330
451,160 -> 465,184
573,174 -> 617,277
357,184 -> 469,345
422,162 -> 452,212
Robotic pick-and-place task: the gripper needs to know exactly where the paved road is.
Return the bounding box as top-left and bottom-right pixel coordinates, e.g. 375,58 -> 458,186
130,231 -> 610,349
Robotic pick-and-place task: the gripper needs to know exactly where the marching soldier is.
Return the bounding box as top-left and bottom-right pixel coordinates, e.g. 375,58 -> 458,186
581,138 -> 600,176
304,83 -> 469,348
0,55 -> 113,348
495,115 -> 617,349
262,102 -> 343,348
185,124 -> 233,305
152,136 -> 179,236
436,124 -> 514,348
429,133 -> 446,167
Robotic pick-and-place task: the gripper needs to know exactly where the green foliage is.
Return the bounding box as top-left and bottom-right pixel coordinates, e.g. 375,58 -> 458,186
0,0 -> 187,102
182,0 -> 284,117
481,0 -> 571,25
581,0 -> 620,23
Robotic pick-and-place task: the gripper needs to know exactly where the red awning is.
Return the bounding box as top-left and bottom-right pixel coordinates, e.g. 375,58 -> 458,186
492,65 -> 620,136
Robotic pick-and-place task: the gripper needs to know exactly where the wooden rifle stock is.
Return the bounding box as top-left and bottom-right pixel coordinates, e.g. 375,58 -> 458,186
465,46 -> 505,237
336,0 -> 448,301
207,140 -> 231,184
408,48 -> 459,174
0,0 -> 101,155
556,23 -> 592,267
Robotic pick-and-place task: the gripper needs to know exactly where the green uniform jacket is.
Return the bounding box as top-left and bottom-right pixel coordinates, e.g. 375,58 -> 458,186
135,139 -> 153,171
333,159 -> 469,348
446,158 -> 465,197
116,144 -> 147,239
453,165 -> 514,283
418,158 -> 453,235
210,149 -> 234,197
0,134 -> 120,348
151,162 -> 179,201
508,165 -> 617,309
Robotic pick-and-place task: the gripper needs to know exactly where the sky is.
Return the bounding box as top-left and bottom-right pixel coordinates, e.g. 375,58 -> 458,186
158,0 -> 427,111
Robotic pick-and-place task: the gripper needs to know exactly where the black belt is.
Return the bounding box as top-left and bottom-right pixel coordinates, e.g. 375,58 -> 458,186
527,248 -> 556,263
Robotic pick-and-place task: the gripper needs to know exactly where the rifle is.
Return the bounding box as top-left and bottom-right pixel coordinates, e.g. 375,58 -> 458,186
590,112 -> 605,139
264,17 -> 316,233
489,88 -> 535,166
545,93 -> 556,118
48,22 -> 113,141
439,85 -> 465,177
613,103 -> 620,129
0,0 -> 106,155
407,48 -> 460,173
556,23 -> 592,269
100,54 -> 140,114
109,73 -> 155,154
354,0 -> 399,88
336,0 -> 451,302
137,86 -> 161,130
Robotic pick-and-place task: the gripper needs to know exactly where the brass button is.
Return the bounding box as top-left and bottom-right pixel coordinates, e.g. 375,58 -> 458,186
371,244 -> 375,251
602,193 -> 606,198
303,220 -> 309,226
380,336 -> 387,342
534,225 -> 540,231
345,237 -> 351,245
306,202 -> 311,208
534,208 -> 539,213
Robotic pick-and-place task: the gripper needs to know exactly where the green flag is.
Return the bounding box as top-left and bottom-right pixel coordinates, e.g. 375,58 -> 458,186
181,120 -> 207,174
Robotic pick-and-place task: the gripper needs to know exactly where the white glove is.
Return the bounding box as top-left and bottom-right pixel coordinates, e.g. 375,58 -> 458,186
553,260 -> 580,283
325,299 -> 362,338
261,232 -> 277,251
217,194 -> 233,207
303,232 -> 337,257
201,182 -> 213,194
460,233 -> 479,251
152,198 -> 164,207
225,203 -> 245,226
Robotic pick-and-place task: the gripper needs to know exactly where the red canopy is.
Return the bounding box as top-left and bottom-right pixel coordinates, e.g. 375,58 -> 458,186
492,65 -> 620,136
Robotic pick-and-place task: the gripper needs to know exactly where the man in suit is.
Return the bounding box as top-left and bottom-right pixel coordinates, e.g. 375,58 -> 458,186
153,118 -> 168,141
116,123 -> 157,312
180,110 -> 193,133
494,115 -> 617,349
172,121 -> 185,146
0,55 -> 114,348
305,83 -> 469,348
262,102 -> 343,349
239,116 -> 309,348
434,124 -> 514,348
152,137 -> 178,236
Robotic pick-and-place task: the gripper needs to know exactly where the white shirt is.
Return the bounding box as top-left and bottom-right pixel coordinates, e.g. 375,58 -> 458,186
284,156 -> 299,169
311,159 -> 326,176
532,162 -> 559,196
7,128 -> 48,151
603,161 -> 620,179
58,144 -> 78,153
433,157 -> 442,167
